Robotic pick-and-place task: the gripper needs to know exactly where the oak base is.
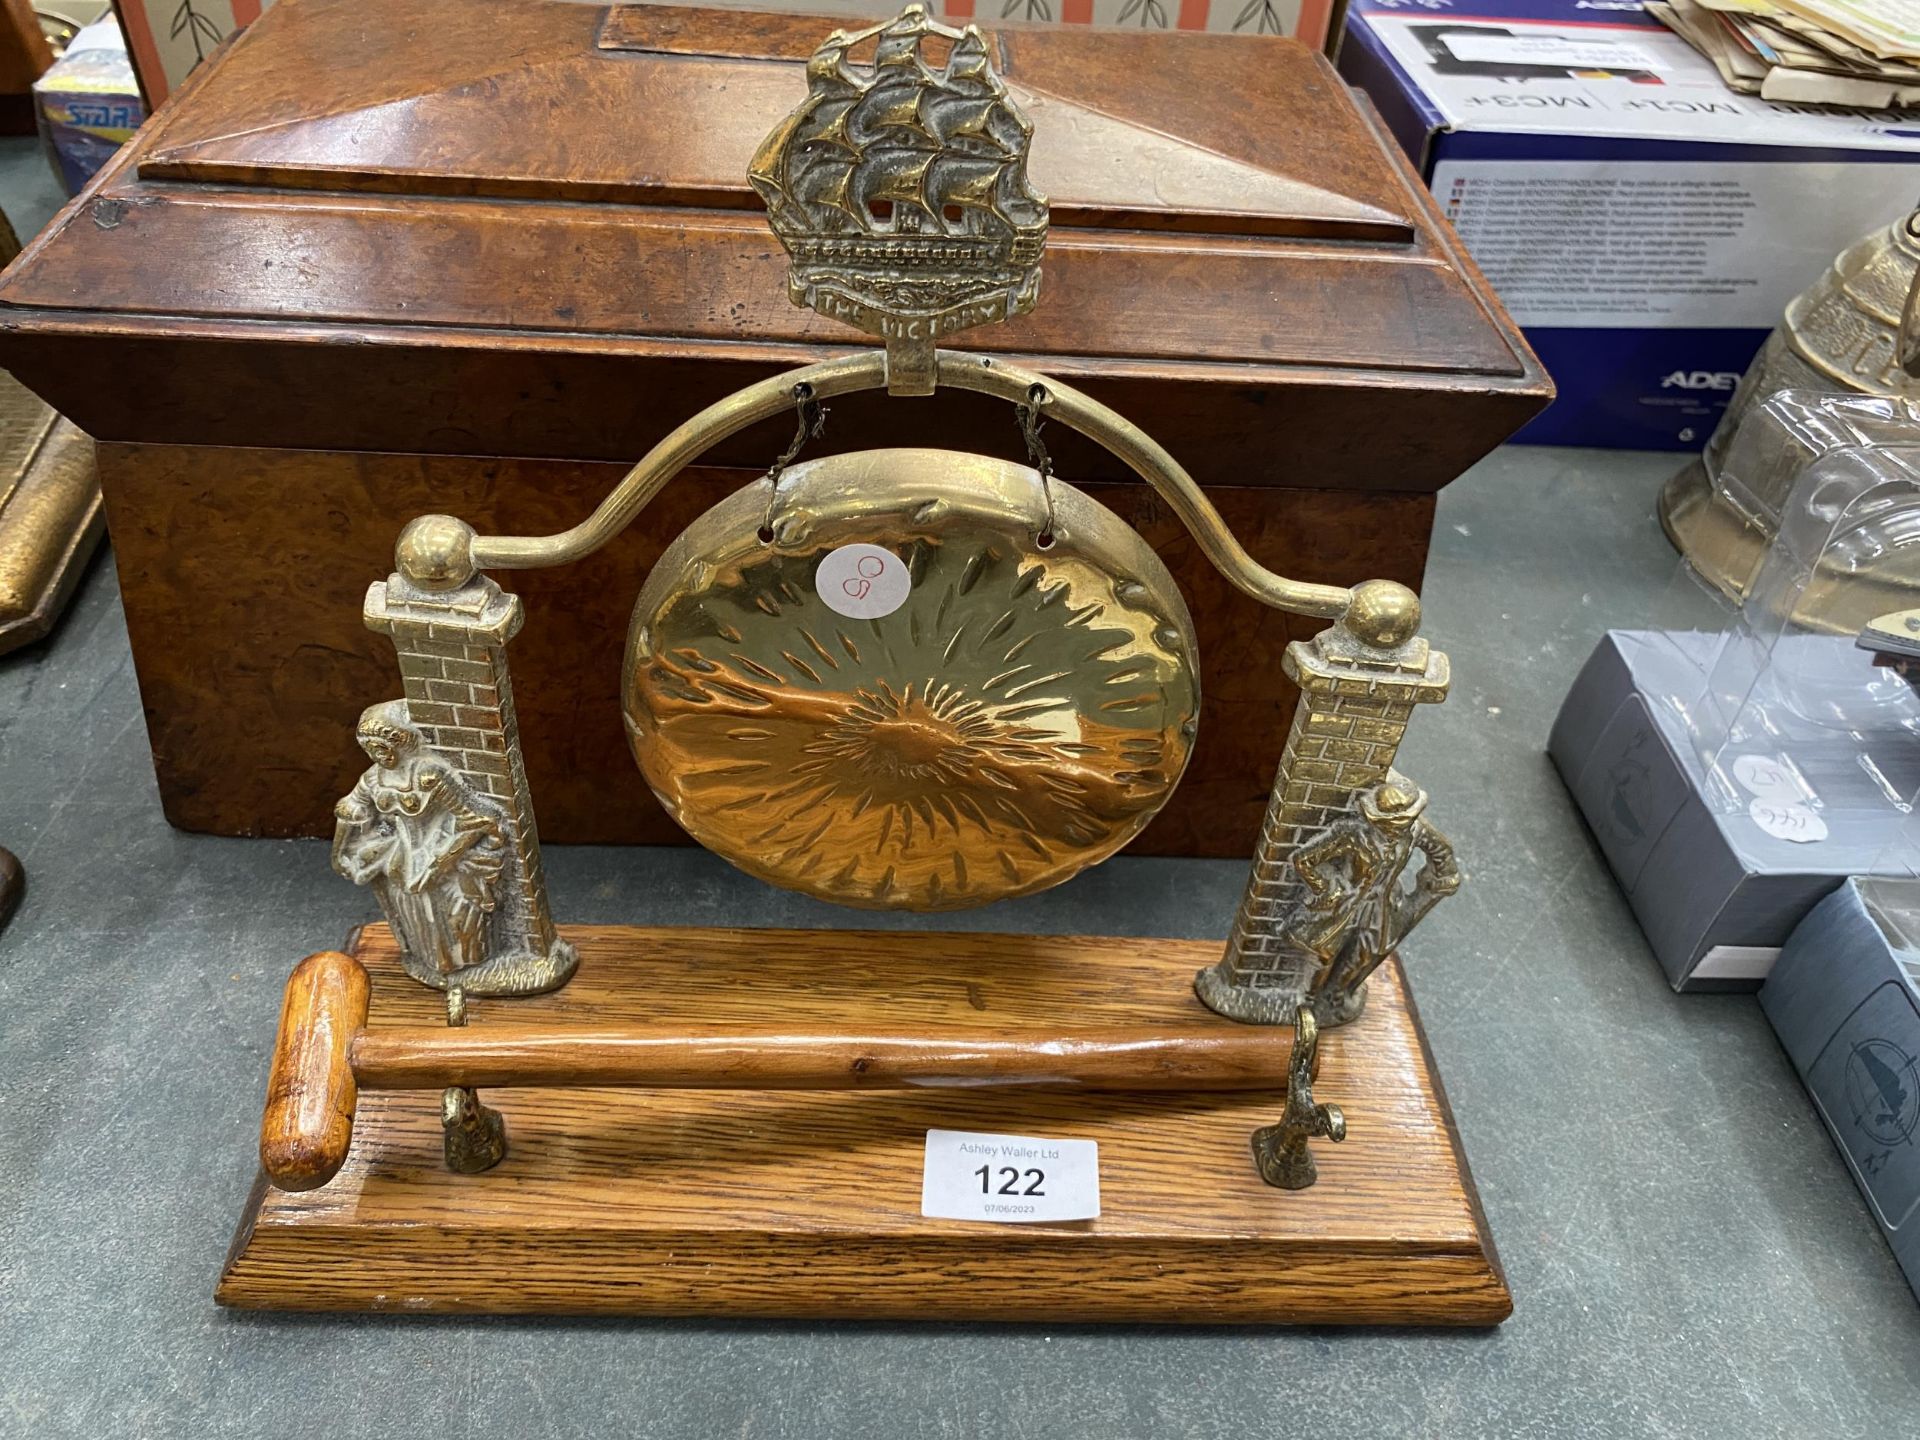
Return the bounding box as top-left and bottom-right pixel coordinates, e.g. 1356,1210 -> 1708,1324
217,925 -> 1509,1324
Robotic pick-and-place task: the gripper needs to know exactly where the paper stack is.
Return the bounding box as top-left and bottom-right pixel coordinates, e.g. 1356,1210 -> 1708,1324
1650,0 -> 1920,107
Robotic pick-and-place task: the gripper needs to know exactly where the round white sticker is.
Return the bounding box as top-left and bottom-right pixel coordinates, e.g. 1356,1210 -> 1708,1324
1748,799 -> 1828,845
815,543 -> 911,620
1731,753 -> 1803,804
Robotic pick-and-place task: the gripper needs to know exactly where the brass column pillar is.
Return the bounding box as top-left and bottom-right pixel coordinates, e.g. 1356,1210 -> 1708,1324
1196,582 -> 1448,1024
361,517 -> 577,996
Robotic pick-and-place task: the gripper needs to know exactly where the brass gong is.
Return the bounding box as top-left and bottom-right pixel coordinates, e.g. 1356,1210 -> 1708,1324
623,447 -> 1199,910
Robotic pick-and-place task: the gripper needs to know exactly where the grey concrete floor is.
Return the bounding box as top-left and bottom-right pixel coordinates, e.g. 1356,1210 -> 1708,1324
2,150 -> 1917,1440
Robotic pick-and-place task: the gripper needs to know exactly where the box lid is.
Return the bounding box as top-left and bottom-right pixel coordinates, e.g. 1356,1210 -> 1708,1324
1348,0 -> 1920,153
144,5 -> 1415,241
0,0 -> 1549,489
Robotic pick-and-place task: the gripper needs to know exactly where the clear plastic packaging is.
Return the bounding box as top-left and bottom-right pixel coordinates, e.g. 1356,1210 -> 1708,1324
1855,873 -> 1920,954
1643,389 -> 1920,846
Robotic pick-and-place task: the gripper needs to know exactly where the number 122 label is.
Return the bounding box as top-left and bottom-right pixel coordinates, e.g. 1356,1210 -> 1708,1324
920,1129 -> 1100,1223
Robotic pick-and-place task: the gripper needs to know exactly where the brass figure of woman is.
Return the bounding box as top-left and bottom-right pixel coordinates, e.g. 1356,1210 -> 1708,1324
332,701 -> 507,989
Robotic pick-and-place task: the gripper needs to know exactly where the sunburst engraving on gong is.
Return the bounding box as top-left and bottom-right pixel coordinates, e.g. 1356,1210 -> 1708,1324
624,456 -> 1197,911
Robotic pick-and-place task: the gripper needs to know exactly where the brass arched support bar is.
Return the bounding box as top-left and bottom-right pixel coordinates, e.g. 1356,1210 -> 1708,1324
468,352 -> 889,574
939,354 -> 1352,620
463,349 -> 1353,621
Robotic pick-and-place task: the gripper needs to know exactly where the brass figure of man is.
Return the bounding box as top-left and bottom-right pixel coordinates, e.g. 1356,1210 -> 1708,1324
1292,777 -> 1461,1026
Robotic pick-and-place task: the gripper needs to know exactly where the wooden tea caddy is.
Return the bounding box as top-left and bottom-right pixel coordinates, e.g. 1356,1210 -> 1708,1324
213,5 -> 1509,1325
0,0 -> 1549,859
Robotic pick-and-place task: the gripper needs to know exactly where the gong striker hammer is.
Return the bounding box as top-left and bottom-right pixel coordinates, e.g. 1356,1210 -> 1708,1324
260,950 -> 1307,1192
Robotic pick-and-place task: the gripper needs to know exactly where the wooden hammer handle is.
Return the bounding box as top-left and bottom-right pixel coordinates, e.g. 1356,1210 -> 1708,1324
350,1026 -> 1299,1092
260,951 -> 369,1192
258,955 -> 1303,1193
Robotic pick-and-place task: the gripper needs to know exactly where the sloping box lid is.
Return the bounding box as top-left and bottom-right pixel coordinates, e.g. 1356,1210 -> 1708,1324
0,0 -> 1550,488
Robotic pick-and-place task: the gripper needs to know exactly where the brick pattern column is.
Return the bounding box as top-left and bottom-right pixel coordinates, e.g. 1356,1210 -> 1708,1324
364,571 -> 576,997
1195,612 -> 1448,1024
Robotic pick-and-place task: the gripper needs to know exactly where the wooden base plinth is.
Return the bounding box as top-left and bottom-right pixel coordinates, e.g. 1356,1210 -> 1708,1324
218,925 -> 1509,1325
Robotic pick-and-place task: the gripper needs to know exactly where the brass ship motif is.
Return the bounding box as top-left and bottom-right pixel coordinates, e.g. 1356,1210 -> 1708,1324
748,4 -> 1047,387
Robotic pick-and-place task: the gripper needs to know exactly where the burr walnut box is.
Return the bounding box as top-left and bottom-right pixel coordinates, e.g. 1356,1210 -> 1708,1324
0,0 -> 1548,853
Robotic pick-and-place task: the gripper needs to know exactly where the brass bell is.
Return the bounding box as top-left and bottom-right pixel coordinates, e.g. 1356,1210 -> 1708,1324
1662,208 -> 1920,630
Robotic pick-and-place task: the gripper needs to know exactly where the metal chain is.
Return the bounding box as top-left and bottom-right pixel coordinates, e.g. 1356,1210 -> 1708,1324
759,382 -> 828,540
1015,382 -> 1058,545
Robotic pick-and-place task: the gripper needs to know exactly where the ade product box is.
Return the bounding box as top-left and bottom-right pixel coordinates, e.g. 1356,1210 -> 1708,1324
1761,878 -> 1920,1306
1340,0 -> 1920,450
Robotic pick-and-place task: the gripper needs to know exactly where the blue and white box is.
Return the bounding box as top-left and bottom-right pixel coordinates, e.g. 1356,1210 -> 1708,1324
1340,0 -> 1920,449
1761,878 -> 1920,1305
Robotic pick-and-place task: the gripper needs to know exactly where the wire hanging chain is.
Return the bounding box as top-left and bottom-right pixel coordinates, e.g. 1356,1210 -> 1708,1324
759,381 -> 828,540
1015,382 -> 1058,545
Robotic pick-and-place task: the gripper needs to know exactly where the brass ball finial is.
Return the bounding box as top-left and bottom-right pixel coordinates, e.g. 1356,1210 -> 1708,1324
1344,579 -> 1420,649
396,514 -> 476,591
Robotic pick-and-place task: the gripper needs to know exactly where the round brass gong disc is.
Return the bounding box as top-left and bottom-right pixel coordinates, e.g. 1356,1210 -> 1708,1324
623,448 -> 1199,911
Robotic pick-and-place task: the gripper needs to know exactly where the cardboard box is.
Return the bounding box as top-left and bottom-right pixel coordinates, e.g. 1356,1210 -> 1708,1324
1339,0 -> 1920,450
1760,878 -> 1920,1304
1548,630 -> 1920,989
34,15 -> 144,195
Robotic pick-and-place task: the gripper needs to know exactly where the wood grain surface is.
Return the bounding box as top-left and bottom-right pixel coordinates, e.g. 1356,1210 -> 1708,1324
0,2 -> 1550,488
96,442 -> 1432,851
349,1025 -> 1304,1093
153,2 -> 1414,241
218,925 -> 1510,1324
259,951 -> 369,1193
